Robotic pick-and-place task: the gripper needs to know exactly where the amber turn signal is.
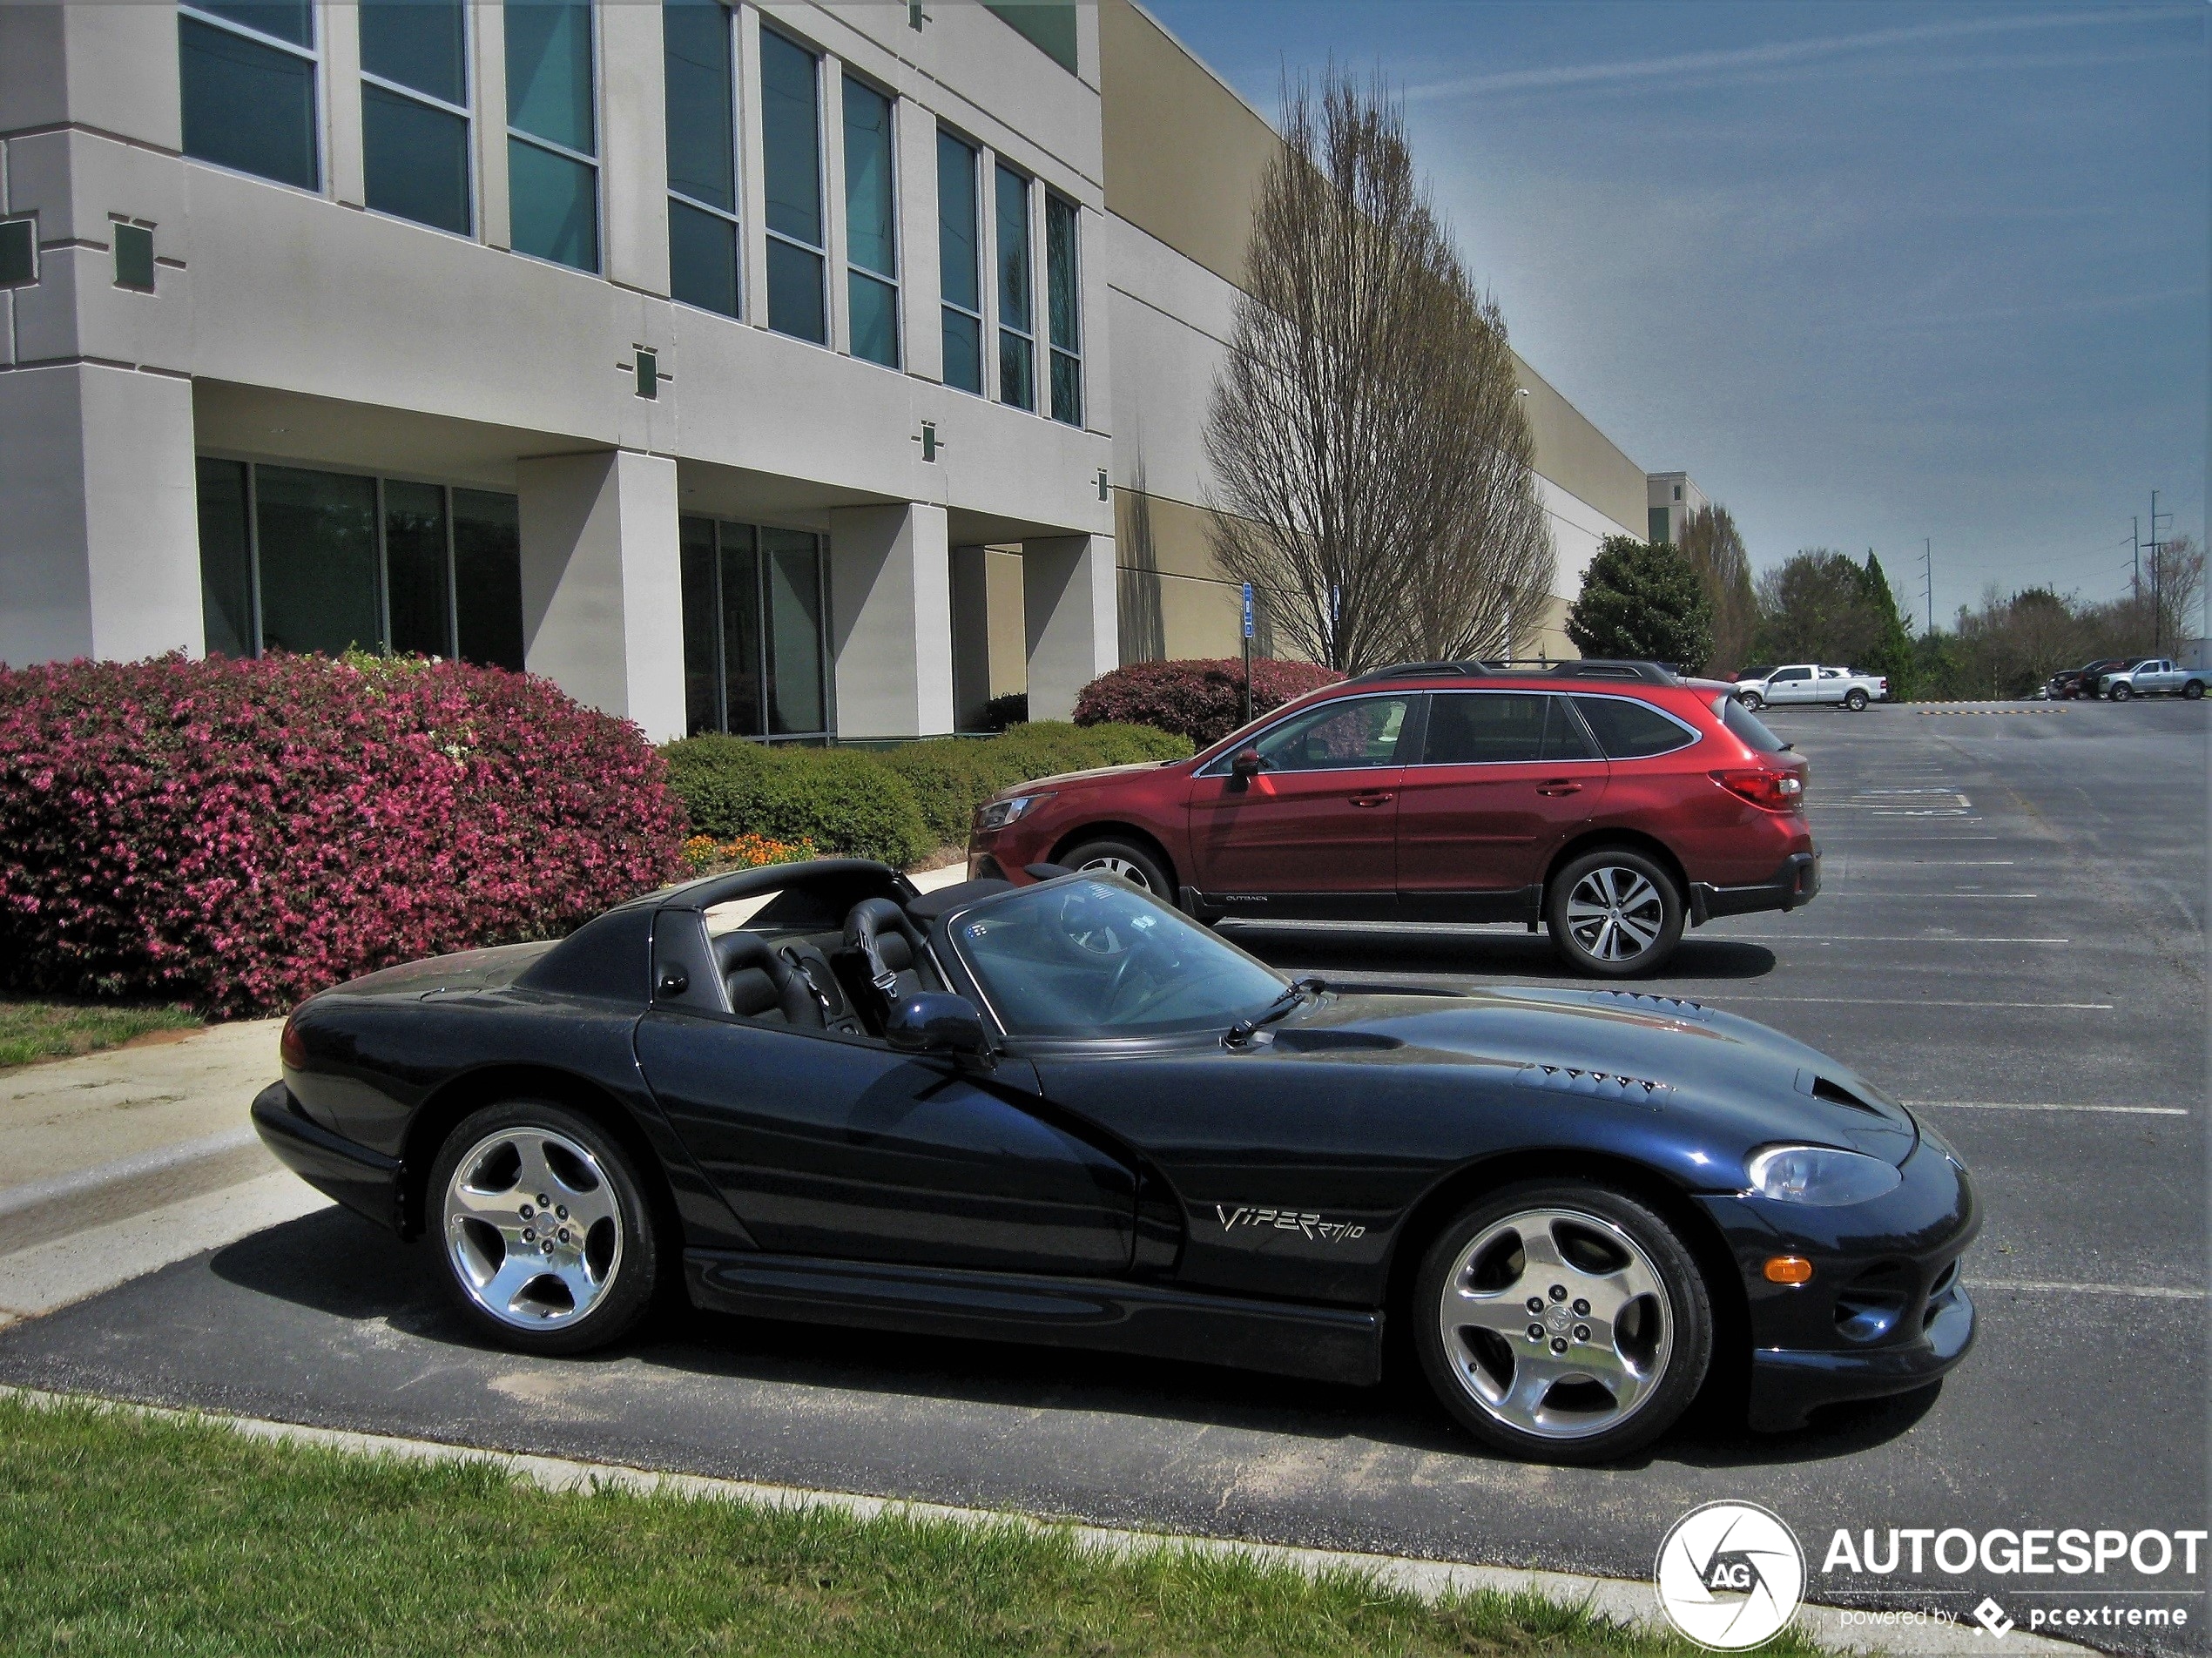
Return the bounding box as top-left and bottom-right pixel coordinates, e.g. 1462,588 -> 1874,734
1764,1256 -> 1814,1284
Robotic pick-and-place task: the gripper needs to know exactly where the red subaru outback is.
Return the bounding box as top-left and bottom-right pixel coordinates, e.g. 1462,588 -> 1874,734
968,661 -> 1817,975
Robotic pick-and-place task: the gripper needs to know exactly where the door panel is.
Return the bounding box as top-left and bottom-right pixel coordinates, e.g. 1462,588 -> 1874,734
1397,693 -> 1608,904
1186,694 -> 1410,905
636,1010 -> 1136,1274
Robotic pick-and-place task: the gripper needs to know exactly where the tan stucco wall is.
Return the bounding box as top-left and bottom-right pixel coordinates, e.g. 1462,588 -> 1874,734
1097,0 -> 1276,289
1513,354 -> 1648,536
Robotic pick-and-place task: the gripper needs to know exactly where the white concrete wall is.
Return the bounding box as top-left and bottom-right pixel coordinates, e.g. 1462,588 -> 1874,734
829,501 -> 954,738
516,449 -> 688,741
1022,532 -> 1116,720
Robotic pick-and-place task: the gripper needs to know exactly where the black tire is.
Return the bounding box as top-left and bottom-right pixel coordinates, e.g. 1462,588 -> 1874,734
2109,683 -> 2132,702
1413,1180 -> 1714,1464
428,1099 -> 660,1356
2184,681 -> 2204,702
1061,837 -> 1174,900
1844,688 -> 1869,711
1737,691 -> 1764,711
1545,847 -> 1684,977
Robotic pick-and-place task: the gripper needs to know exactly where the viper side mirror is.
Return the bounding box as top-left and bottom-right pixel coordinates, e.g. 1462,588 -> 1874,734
884,992 -> 994,1060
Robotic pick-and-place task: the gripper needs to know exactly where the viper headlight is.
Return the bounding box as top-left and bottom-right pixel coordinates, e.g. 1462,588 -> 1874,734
974,792 -> 1052,833
1745,1144 -> 1902,1206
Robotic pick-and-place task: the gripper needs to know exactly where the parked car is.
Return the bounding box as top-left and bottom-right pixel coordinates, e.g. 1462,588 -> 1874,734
1732,664 -> 1888,712
967,660 -> 1819,977
2101,658 -> 2208,702
254,858 -> 1979,1465
2047,658 -> 2129,700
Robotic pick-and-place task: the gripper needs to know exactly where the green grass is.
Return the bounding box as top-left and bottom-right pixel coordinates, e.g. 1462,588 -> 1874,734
0,999 -> 200,1069
0,1395 -> 1829,1658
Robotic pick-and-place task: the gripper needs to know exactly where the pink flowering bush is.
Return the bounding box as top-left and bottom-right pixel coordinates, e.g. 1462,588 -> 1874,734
0,654 -> 688,1016
1073,657 -> 1345,749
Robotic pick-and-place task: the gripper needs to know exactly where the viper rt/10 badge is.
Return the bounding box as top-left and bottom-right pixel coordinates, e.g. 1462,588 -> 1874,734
1214,1204 -> 1365,1241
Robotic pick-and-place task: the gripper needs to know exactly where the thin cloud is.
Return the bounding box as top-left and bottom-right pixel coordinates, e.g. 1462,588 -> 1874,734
1405,8 -> 2153,101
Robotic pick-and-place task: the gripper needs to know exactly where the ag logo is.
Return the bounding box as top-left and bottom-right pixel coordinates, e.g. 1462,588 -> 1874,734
1654,1500 -> 1805,1650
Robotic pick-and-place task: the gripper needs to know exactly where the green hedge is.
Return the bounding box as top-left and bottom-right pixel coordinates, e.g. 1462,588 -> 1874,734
661,722 -> 1192,866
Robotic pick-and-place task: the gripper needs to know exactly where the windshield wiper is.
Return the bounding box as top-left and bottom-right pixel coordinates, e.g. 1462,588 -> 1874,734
1225,976 -> 1326,1048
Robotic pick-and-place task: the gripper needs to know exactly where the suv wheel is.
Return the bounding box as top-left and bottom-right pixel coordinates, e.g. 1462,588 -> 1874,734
1413,1180 -> 1713,1463
1062,837 -> 1173,899
1547,849 -> 1684,976
1737,691 -> 1764,711
1844,688 -> 1869,711
431,1100 -> 659,1356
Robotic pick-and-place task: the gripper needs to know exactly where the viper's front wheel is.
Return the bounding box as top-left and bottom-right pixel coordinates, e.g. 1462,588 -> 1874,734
1414,1182 -> 1713,1463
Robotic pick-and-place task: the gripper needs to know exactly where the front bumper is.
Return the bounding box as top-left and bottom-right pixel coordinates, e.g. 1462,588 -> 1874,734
1699,1135 -> 1980,1431
1691,848 -> 1820,924
251,1080 -> 406,1232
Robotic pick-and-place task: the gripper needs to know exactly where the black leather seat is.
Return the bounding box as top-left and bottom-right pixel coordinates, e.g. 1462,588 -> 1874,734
843,898 -> 934,1007
713,931 -> 822,1028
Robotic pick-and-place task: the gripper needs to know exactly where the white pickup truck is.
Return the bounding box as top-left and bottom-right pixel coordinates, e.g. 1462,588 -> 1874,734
1734,664 -> 1889,712
2100,658 -> 2209,702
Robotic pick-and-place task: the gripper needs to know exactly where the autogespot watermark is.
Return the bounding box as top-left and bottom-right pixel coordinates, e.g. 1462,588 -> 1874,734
1656,1508 -> 2209,1649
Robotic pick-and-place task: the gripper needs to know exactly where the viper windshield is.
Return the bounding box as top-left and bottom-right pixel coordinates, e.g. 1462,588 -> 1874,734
950,877 -> 1287,1037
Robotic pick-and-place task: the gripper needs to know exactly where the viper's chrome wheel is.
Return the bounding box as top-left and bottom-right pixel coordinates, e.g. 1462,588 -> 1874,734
442,1127 -> 624,1331
1435,1206 -> 1674,1442
1566,866 -> 1665,964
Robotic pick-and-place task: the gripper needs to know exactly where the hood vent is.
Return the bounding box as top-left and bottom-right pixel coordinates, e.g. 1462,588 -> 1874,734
1592,990 -> 1712,1022
1810,1075 -> 1886,1115
1515,1064 -> 1675,1106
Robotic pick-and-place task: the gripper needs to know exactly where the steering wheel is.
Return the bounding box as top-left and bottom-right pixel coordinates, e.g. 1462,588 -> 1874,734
1055,886 -> 1135,961
1102,945 -> 1179,1024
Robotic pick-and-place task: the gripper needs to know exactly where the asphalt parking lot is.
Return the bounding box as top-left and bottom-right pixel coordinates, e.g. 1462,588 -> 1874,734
1,699 -> 2203,1652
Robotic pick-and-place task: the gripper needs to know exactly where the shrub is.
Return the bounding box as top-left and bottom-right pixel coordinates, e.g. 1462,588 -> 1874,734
873,721 -> 1192,846
659,737 -> 932,868
977,691 -> 1028,731
1072,658 -> 1344,748
0,654 -> 686,1017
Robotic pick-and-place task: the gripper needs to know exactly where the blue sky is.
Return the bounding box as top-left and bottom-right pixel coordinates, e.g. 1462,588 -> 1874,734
1143,0 -> 2209,627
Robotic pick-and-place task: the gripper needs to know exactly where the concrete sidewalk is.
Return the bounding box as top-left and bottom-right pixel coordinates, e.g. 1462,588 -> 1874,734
0,1018 -> 330,1326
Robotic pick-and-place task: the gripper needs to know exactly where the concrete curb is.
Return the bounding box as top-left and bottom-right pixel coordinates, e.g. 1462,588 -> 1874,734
0,1384 -> 2084,1655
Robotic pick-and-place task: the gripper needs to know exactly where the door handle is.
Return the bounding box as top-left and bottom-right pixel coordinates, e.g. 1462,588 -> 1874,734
1347,792 -> 1394,807
1535,780 -> 1583,797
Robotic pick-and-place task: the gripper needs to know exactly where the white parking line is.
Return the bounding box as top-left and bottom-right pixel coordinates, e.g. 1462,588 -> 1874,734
1711,996 -> 2112,1010
1717,935 -> 2067,944
1907,1100 -> 2189,1115
1817,892 -> 2040,899
1970,1279 -> 2206,1301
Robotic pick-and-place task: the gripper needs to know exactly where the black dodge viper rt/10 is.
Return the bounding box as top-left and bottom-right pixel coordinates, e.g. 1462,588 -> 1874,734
255,859 -> 1977,1463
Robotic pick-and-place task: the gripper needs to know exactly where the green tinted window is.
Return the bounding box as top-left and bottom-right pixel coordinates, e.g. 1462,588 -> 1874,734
179,16 -> 319,189
254,467 -> 380,657
195,458 -> 255,659
360,0 -> 464,103
506,0 -> 595,153
382,479 -> 451,657
663,0 -> 734,213
453,489 -> 524,671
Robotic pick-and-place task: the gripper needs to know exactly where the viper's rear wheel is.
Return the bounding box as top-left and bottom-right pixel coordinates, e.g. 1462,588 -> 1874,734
1415,1182 -> 1712,1463
432,1100 -> 658,1355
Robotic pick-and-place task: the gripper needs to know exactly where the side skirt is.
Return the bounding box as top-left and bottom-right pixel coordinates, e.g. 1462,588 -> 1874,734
685,1250 -> 1384,1386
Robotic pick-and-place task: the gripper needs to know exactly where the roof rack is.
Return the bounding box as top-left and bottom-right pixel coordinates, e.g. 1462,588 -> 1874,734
1345,658 -> 1682,687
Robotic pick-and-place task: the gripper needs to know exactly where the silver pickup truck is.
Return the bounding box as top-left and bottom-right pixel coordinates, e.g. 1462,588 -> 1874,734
1734,664 -> 1890,711
2101,658 -> 2209,701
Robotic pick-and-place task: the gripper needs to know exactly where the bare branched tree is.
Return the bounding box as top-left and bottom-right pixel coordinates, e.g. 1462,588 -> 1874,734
1203,72 -> 1554,671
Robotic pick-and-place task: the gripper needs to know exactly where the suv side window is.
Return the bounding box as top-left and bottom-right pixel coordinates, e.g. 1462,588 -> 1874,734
1246,695 -> 1411,773
1423,692 -> 1545,764
1572,695 -> 1697,759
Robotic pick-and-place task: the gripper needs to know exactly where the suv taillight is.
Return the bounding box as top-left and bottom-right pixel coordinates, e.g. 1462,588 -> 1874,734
1712,769 -> 1804,812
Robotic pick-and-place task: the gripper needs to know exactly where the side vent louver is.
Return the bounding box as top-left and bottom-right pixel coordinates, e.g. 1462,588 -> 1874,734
1811,1075 -> 1883,1115
1515,1064 -> 1674,1107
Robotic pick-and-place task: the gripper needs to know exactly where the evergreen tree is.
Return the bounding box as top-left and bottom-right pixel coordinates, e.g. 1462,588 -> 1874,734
1858,551 -> 1918,697
1564,537 -> 1714,671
